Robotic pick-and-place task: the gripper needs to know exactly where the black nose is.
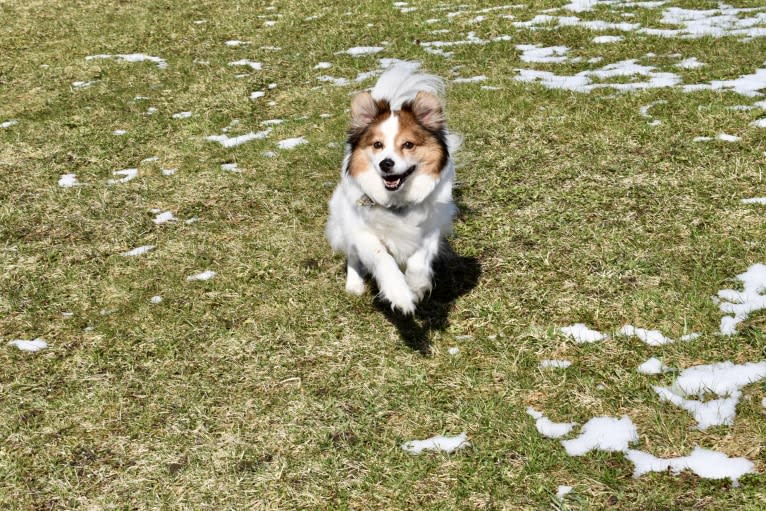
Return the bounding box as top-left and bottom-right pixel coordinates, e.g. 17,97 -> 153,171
379,158 -> 394,173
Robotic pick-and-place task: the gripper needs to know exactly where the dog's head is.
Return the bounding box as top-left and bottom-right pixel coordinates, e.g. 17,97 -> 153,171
345,90 -> 450,207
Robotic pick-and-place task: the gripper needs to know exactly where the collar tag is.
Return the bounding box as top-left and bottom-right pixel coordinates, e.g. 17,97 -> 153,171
356,195 -> 376,208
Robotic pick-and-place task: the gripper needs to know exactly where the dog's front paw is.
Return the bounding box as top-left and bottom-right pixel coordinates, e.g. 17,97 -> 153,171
345,274 -> 366,296
405,269 -> 433,302
381,285 -> 416,315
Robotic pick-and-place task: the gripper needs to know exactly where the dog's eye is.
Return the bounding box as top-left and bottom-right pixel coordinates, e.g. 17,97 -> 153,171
402,141 -> 415,150
373,141 -> 383,149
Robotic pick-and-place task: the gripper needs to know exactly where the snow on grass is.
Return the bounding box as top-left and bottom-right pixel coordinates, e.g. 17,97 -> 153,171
626,448 -> 754,486
593,35 -> 624,43
151,295 -> 163,304
561,416 -> 638,456
448,347 -> 460,355
516,44 -> 571,63
682,66 -> 766,97
107,168 -> 138,184
277,136 -> 307,149
421,32 -> 512,56
313,62 -> 332,69
676,57 -> 705,69
341,46 -> 384,56
716,263 -> 766,336
539,359 -> 572,369
224,40 -> 249,47
221,163 -> 239,172
637,357 -> 671,375
515,59 -> 681,93
619,325 -> 674,346
716,133 -> 740,142
401,432 -> 470,454
741,197 -> 766,204
162,167 -> 177,176
58,173 -> 79,188
8,338 -> 48,352
452,75 -> 487,83
249,91 -> 266,100
1,119 -> 18,128
751,118 -> 766,128
228,59 -> 262,70
527,407 -> 576,438
72,80 -> 96,89
654,361 -> 766,430
556,485 -> 573,500
86,53 -> 167,69
187,270 -> 216,281
113,129 -> 127,135
559,323 -> 607,343
120,245 -> 155,257
206,129 -> 272,148
172,111 -> 192,119
152,211 -> 176,225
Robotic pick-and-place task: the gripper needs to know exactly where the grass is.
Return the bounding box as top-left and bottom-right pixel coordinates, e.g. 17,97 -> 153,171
1,0 -> 766,509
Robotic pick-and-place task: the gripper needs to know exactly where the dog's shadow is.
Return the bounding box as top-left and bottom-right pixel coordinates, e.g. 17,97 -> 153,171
373,243 -> 481,354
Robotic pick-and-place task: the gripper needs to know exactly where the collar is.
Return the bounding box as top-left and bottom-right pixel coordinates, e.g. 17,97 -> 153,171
355,194 -> 410,214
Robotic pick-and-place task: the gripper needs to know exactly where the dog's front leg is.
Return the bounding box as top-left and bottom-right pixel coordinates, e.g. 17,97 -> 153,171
405,232 -> 440,302
353,232 -> 416,314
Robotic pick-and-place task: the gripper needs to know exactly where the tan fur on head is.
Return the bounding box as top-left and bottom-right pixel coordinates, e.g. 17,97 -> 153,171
409,91 -> 445,131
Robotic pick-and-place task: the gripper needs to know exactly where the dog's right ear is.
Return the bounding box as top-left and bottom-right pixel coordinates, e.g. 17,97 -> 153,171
350,92 -> 387,131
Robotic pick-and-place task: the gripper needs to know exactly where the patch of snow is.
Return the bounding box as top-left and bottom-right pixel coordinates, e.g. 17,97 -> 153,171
626,447 -> 754,486
206,129 -> 272,148
516,44 -> 571,63
113,129 -> 127,135
540,359 -> 572,369
559,323 -> 607,343
145,107 -> 158,115
58,173 -> 79,188
151,295 -> 163,304
8,338 -> 48,352
108,168 -> 138,184
556,485 -> 573,500
693,136 -> 712,142
401,432 -> 470,454
250,91 -> 266,100
228,59 -> 262,70
448,347 -> 460,355
593,35 -> 624,43
141,156 -> 159,164
561,416 -> 638,456
277,136 -> 308,149
680,332 -> 700,341
221,163 -> 239,172
72,80 -> 96,89
161,167 -> 177,176
86,53 -> 167,69
172,111 -> 192,119
619,325 -> 674,346
741,197 -> 766,205
225,40 -> 249,47
654,361 -> 766,430
314,62 -> 332,70
751,118 -> 766,128
527,407 -> 576,438
676,57 -> 705,69
1,119 -> 18,128
121,245 -> 155,257
452,75 -> 488,83
637,357 -> 671,375
187,270 -> 216,281
152,211 -> 176,225
717,263 -> 766,335
717,133 -> 740,142
342,46 -> 384,57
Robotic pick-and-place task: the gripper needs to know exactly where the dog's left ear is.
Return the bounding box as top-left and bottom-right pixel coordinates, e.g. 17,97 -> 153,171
410,91 -> 445,131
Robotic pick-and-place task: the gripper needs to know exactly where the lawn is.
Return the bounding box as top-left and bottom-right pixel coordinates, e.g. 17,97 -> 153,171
1,0 -> 766,509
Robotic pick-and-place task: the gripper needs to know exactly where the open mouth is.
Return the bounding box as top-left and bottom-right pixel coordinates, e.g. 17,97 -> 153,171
382,165 -> 416,191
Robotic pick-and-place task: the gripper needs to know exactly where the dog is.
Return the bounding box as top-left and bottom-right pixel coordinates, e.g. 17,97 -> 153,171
326,64 -> 460,314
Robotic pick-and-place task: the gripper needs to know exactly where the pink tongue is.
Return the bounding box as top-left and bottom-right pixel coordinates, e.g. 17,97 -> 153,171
385,178 -> 400,189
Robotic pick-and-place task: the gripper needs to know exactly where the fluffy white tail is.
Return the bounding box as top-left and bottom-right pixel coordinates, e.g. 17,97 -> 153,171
371,62 -> 444,110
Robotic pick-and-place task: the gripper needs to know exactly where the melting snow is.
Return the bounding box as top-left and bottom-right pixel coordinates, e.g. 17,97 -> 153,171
741,197 -> 766,205
86,53 -> 167,69
108,168 -> 138,184
717,263 -> 766,335
637,357 -> 671,374
452,75 -> 488,83
676,57 -> 705,69
556,485 -> 573,499
593,35 -> 624,43
151,295 -> 163,304
717,133 -> 740,142
172,111 -> 192,119
228,59 -> 262,70
58,174 -> 79,188
561,416 -> 638,456
207,129 -> 272,148
401,432 -> 470,454
527,407 -> 576,438
113,129 -> 127,135
560,323 -> 607,343
277,136 -> 307,149
121,245 -> 155,257
153,211 -> 176,225
619,325 -> 674,345
225,40 -> 249,47
654,361 -> 766,430
8,338 -> 48,352
1,119 -> 18,128
187,270 -> 216,281
448,347 -> 460,355
342,46 -> 384,56
314,62 -> 332,69
540,359 -> 572,369
516,44 -> 571,63
626,448 -> 754,486
221,163 -> 239,172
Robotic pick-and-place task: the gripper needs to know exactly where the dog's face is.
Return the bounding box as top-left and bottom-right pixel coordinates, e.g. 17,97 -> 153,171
346,91 -> 449,207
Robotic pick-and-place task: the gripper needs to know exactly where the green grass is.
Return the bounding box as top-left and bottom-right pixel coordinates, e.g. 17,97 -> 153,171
2,0 -> 766,509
